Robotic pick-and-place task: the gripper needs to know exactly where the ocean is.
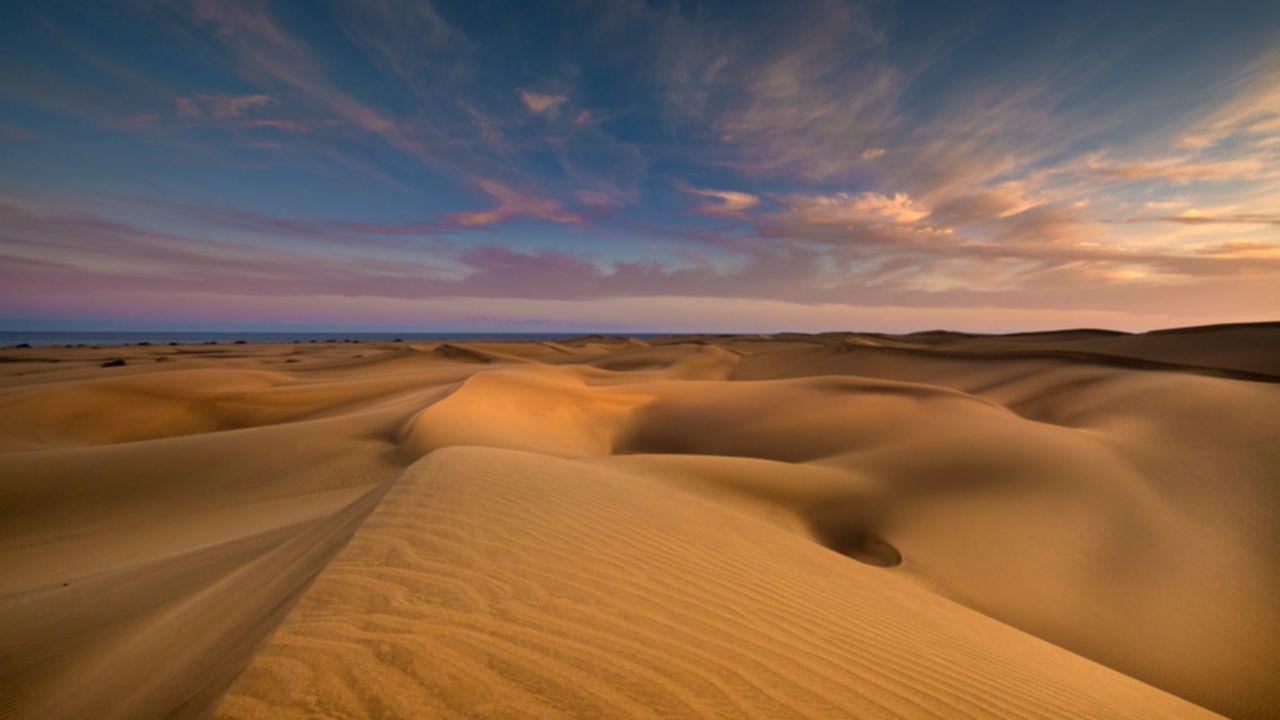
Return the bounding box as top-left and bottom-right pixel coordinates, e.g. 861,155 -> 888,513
0,331 -> 649,348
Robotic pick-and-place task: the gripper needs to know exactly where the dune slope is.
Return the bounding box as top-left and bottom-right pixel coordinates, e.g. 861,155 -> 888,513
216,447 -> 1216,720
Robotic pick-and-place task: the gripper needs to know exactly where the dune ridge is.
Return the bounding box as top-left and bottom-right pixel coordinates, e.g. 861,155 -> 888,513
1,326 -> 1276,719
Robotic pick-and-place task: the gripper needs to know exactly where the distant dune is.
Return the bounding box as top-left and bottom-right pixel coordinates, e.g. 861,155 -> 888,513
1,325 -> 1277,719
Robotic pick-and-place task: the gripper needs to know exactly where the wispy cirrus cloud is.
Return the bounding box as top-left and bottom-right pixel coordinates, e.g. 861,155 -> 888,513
646,1 -> 896,181
175,93 -> 272,119
1091,156 -> 1269,184
1176,50 -> 1280,150
237,118 -> 313,133
1136,212 -> 1280,226
1196,241 -> 1280,256
187,0 -> 427,159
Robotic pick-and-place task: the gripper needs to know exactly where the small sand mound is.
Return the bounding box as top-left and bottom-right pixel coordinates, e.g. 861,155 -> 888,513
430,342 -> 493,363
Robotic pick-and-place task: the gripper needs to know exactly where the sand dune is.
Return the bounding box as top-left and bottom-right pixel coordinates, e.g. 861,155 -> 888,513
1,327 -> 1276,719
214,448 -> 1214,720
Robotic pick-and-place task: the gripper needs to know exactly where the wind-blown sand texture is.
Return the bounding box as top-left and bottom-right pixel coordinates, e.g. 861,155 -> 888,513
1,324 -> 1278,719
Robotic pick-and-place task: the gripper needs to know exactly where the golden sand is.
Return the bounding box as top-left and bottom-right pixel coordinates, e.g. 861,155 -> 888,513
1,326 -> 1277,719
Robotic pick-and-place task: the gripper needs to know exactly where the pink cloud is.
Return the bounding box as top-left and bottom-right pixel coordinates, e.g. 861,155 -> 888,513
4,195 -> 1279,327
176,93 -> 273,119
446,180 -> 583,227
239,118 -> 310,133
574,190 -> 620,207
0,124 -> 38,143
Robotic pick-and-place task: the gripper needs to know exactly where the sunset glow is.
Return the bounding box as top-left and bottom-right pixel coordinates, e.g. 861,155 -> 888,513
2,1 -> 1278,332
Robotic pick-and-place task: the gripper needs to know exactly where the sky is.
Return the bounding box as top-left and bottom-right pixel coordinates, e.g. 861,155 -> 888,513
1,0 -> 1278,333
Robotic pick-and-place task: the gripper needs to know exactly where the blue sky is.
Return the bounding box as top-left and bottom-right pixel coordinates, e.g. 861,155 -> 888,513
2,0 -> 1278,332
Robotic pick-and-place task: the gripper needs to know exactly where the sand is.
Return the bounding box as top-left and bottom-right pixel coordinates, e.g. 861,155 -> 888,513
0,326 -> 1276,719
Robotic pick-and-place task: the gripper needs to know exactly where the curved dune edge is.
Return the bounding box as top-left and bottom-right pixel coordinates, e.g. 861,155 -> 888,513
1,328 -> 1277,719
214,448 -> 1216,720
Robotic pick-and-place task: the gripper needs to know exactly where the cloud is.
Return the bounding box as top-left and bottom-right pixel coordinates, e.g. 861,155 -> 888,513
1176,51 -> 1280,150
125,196 -> 449,244
685,187 -> 760,216
0,197 -> 456,300
638,0 -> 895,180
1195,241 -> 1280,256
928,184 -> 1035,225
238,118 -> 311,133
1144,212 -> 1280,226
114,113 -> 163,130
132,93 -> 314,136
755,191 -> 960,250
175,93 -> 273,119
6,1 -> 1279,329
0,123 -> 39,142
519,90 -> 568,115
189,0 -> 428,159
573,190 -> 622,208
1092,156 -> 1267,184
179,1 -> 608,205
777,191 -> 931,227
4,192 -> 1277,329
445,180 -> 583,226
989,202 -> 1090,246
335,0 -> 464,99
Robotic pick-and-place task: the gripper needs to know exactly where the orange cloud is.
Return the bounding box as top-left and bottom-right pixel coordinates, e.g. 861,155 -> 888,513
1157,212 -> 1280,225
1196,241 -> 1280,256
1092,157 -> 1266,184
779,191 -> 930,226
685,187 -> 760,216
519,90 -> 568,115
